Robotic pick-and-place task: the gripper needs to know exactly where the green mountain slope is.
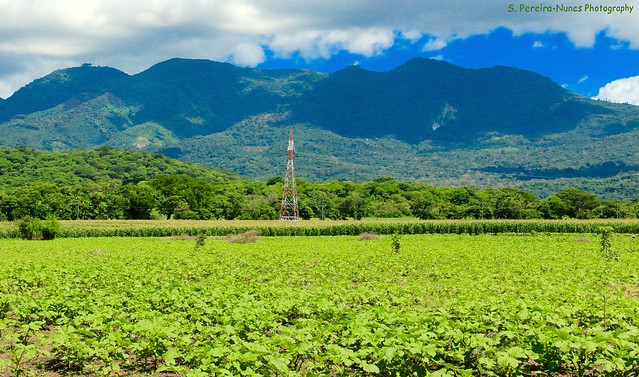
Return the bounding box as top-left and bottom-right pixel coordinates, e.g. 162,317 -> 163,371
0,66 -> 128,121
0,145 -> 238,189
293,59 -> 603,142
113,58 -> 325,138
1,58 -> 639,198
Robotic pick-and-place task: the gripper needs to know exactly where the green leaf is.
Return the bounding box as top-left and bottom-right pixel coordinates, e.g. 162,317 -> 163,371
383,346 -> 396,361
362,363 -> 380,374
267,356 -> 289,373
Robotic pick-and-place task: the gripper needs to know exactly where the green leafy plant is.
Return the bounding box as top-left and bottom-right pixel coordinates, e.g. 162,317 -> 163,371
15,216 -> 59,240
5,322 -> 47,377
597,226 -> 619,326
194,232 -> 207,249
16,216 -> 42,240
391,232 -> 401,254
3,233 -> 639,375
41,216 -> 60,240
599,226 -> 617,261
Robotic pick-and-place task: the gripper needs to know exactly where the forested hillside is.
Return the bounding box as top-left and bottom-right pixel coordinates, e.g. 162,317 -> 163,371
0,147 -> 638,222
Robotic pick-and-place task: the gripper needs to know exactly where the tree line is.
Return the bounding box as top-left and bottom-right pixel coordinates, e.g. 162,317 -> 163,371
1,174 -> 638,221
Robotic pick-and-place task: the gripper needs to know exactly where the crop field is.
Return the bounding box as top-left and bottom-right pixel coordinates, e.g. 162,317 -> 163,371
2,219 -> 639,239
1,233 -> 639,376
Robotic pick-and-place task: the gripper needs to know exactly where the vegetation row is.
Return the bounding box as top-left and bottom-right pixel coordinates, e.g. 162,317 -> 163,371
2,219 -> 639,239
2,174 -> 639,222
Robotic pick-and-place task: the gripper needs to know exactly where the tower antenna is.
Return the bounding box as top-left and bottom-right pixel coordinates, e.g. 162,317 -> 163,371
280,129 -> 300,221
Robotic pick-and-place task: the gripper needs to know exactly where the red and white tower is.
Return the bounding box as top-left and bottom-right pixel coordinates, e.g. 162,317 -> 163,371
280,129 -> 300,221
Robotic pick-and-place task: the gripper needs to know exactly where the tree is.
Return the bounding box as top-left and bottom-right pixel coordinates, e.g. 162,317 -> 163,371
591,200 -> 621,219
491,188 -> 538,219
121,183 -> 159,219
369,194 -> 411,218
339,193 -> 367,220
537,196 -> 570,219
159,195 -> 190,219
298,202 -> 315,220
306,190 -> 339,220
266,176 -> 284,186
239,203 -> 277,220
556,189 -> 599,219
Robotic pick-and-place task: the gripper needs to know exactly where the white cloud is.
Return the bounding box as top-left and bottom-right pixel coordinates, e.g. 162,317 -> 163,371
594,76 -> 639,105
401,30 -> 422,43
578,75 -> 588,84
231,43 -> 266,67
0,0 -> 639,98
422,37 -> 447,51
270,28 -> 395,59
532,41 -> 544,48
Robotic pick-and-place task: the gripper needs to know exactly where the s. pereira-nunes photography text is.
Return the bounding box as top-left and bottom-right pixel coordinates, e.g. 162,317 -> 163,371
508,3 -> 634,14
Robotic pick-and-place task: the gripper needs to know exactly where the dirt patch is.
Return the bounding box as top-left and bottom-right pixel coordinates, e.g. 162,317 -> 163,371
358,232 -> 378,241
163,234 -> 198,241
621,285 -> 639,298
228,230 -> 260,244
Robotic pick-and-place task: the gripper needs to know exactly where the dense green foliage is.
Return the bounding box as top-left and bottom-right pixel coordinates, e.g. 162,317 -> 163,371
3,219 -> 639,239
1,147 -> 639,223
0,145 -> 236,189
1,234 -> 639,375
16,216 -> 60,240
2,173 -> 639,222
2,59 -> 639,196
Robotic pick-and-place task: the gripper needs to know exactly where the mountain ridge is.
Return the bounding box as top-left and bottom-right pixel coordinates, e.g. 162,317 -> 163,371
1,58 -> 638,198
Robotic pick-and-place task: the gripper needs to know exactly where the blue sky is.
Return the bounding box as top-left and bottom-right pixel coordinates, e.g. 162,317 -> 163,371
1,0 -> 639,103
258,27 -> 639,98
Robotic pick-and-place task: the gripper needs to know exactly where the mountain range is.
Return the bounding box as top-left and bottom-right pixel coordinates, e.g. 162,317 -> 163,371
1,58 -> 638,199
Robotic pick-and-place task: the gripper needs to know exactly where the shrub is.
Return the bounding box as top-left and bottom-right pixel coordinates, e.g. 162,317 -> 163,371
391,233 -> 401,254
41,216 -> 60,240
16,216 -> 60,240
17,216 -> 43,240
599,226 -> 617,261
358,232 -> 378,241
195,233 -> 207,249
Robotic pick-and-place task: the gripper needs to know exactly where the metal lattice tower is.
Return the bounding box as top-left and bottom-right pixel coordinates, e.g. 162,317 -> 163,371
280,129 -> 300,221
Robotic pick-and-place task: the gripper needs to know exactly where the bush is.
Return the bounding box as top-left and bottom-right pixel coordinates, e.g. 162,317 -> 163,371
16,216 -> 60,240
17,216 -> 42,240
195,233 -> 207,249
391,233 -> 401,254
599,226 -> 617,261
41,216 -> 60,240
